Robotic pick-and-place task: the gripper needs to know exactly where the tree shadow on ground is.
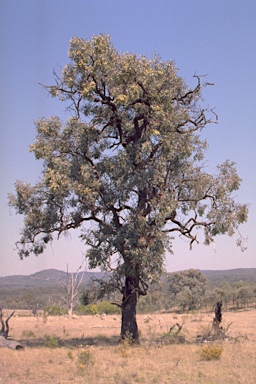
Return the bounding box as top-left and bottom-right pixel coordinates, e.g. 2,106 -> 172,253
19,335 -> 120,349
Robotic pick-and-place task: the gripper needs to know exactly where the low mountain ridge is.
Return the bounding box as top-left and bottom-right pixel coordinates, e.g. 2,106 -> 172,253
0,269 -> 105,288
0,268 -> 255,311
1,268 -> 256,288
199,268 -> 256,285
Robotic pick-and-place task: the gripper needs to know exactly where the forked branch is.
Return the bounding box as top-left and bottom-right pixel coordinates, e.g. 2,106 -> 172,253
0,307 -> 15,338
0,308 -> 24,350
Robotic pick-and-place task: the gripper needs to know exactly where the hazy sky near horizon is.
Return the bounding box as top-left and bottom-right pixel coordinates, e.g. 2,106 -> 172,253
1,0 -> 256,277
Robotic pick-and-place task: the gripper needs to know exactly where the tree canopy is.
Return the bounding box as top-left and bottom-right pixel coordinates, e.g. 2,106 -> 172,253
167,269 -> 208,311
9,34 -> 248,341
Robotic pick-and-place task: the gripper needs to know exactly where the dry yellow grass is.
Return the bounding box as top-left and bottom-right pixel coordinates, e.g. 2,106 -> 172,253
0,310 -> 256,383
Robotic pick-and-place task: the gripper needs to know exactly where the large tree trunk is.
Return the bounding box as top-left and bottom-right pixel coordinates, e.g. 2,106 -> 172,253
120,276 -> 139,343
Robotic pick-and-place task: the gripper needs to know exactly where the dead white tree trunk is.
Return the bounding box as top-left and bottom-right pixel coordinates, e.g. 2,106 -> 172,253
61,261 -> 86,318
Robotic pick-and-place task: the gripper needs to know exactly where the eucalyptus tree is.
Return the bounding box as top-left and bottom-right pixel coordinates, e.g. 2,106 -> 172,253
167,269 -> 208,311
9,34 -> 248,342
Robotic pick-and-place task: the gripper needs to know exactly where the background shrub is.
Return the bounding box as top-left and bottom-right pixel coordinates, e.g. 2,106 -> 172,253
43,305 -> 66,316
77,303 -> 98,315
199,343 -> 223,361
96,301 -> 118,314
76,301 -> 119,315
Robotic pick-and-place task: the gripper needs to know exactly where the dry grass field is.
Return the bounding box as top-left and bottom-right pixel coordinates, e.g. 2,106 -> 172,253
0,310 -> 256,383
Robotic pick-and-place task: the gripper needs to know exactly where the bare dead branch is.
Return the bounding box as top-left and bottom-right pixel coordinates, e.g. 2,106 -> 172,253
0,308 -> 15,338
0,309 -> 24,350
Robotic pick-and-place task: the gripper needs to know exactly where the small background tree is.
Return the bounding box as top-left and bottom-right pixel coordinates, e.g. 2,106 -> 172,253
167,269 -> 208,311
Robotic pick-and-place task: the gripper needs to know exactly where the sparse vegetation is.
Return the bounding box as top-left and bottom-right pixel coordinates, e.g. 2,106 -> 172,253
199,343 -> 223,360
1,268 -> 256,313
21,330 -> 36,339
67,350 -> 74,360
77,303 -> 98,315
118,339 -> 133,357
43,334 -> 59,348
43,305 -> 66,316
77,301 -> 119,315
76,350 -> 95,372
0,311 -> 255,383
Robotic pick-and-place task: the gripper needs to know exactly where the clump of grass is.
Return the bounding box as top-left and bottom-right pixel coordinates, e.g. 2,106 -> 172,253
21,330 -> 36,338
44,334 -> 60,348
119,339 -> 133,357
199,343 -> 223,361
76,350 -> 95,371
95,334 -> 110,345
67,350 -> 74,361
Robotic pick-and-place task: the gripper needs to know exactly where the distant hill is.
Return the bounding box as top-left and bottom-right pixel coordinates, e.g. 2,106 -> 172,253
200,268 -> 256,286
1,267 -> 256,289
0,269 -> 105,289
0,268 -> 255,310
0,269 -> 107,310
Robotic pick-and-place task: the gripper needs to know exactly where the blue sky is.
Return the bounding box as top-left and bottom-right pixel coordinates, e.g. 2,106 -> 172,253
1,0 -> 255,276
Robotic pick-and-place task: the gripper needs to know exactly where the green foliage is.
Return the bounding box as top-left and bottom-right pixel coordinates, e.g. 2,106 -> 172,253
79,279 -> 114,306
77,350 -> 94,369
77,301 -> 118,315
1,270 -> 256,314
199,343 -> 223,361
77,303 -> 98,315
44,334 -> 59,348
9,34 -> 248,272
96,301 -> 118,314
167,269 -> 208,311
8,33 -> 248,339
43,305 -> 65,316
80,290 -> 91,306
137,286 -> 166,313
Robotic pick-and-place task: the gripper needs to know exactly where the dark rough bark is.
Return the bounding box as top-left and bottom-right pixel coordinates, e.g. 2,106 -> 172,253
120,276 -> 139,343
214,301 -> 222,324
196,301 -> 228,343
0,308 -> 15,338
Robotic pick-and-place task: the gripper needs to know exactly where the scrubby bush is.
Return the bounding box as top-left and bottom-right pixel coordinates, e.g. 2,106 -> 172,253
76,301 -> 119,315
44,334 -> 59,348
77,303 -> 98,315
97,301 -> 118,314
77,350 -> 94,369
43,305 -> 66,316
199,343 -> 223,360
